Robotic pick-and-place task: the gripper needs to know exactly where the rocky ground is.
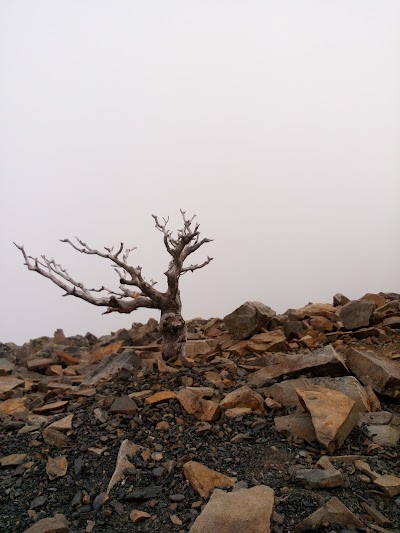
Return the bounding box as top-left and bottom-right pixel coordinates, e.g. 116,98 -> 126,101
1,292 -> 400,533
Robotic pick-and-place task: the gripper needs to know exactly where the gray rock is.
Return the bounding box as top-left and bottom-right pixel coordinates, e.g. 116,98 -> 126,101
338,300 -> 375,330
223,302 -> 276,340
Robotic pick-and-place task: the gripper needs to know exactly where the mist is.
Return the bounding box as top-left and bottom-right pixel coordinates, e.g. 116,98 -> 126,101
1,1 -> 399,345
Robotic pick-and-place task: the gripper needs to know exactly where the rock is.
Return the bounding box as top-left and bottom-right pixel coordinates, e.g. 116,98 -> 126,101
0,397 -> 28,417
333,293 -> 350,306
294,496 -> 365,532
144,391 -> 177,404
0,453 -> 28,467
274,413 -> 317,444
383,316 -> 400,328
42,427 -> 69,448
47,415 -> 74,432
107,439 -> 143,493
286,303 -> 336,320
82,350 -> 140,385
109,396 -> 137,415
365,425 -> 400,446
296,386 -> 360,451
265,376 -> 371,412
46,456 -> 68,480
247,331 -> 288,353
346,348 -> 400,398
219,386 -> 264,412
223,301 -> 276,340
185,339 -> 219,358
339,300 -> 376,330
360,293 -> 387,308
33,401 -> 68,413
248,345 -> 348,387
129,510 -> 151,523
0,376 -> 24,394
283,321 -> 305,341
355,460 -> 400,497
294,468 -> 344,488
176,389 -> 220,422
26,358 -> 54,371
23,515 -> 69,533
361,503 -> 391,527
225,407 -> 252,417
0,358 -> 14,375
124,485 -> 162,500
183,461 -> 237,498
189,485 -> 275,533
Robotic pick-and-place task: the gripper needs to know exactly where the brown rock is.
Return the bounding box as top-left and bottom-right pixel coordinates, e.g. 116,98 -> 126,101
0,376 -> 24,394
346,348 -> 400,398
46,365 -> 64,376
57,352 -> 81,365
274,413 -> 317,444
287,303 -> 336,320
46,456 -> 68,480
223,301 -> 276,340
225,407 -> 252,417
47,415 -> 74,432
189,486 -> 275,533
185,340 -> 219,358
42,427 -> 70,448
26,358 -> 54,371
33,401 -> 68,413
23,516 -> 69,533
183,461 -> 237,498
0,453 -> 28,467
109,396 -> 137,415
338,300 -> 375,330
0,397 -> 28,417
265,376 -> 371,412
294,496 -> 365,532
296,386 -> 360,451
360,293 -> 387,308
333,293 -> 350,306
144,391 -> 177,404
248,345 -> 348,387
89,341 -> 125,362
129,510 -> 151,523
219,386 -> 264,412
176,389 -> 220,422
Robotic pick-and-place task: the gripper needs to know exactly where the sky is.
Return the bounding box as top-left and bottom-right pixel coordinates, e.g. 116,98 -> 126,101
1,1 -> 399,345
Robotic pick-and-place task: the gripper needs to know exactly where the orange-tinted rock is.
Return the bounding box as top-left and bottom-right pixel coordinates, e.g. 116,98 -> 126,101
26,358 -> 54,371
0,376 -> 24,394
129,510 -> 151,523
33,401 -> 68,413
296,386 -> 359,452
189,486 -> 275,533
144,391 -> 177,404
89,341 -> 124,362
0,397 -> 28,417
294,497 -> 364,532
176,389 -> 220,422
23,516 -> 69,533
183,461 -> 237,498
46,456 -> 68,480
47,415 -> 74,432
219,386 -> 264,412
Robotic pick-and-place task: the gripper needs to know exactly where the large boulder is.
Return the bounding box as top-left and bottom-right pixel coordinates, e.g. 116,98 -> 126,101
189,486 -> 274,533
338,300 -> 375,330
346,348 -> 400,398
223,302 -> 276,340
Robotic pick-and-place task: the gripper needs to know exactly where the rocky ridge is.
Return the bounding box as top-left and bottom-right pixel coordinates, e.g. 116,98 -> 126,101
1,292 -> 400,532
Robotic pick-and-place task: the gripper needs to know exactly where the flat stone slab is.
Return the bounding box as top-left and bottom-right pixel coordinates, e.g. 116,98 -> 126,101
346,348 -> 400,397
0,376 -> 24,394
189,485 -> 275,533
248,345 -> 348,387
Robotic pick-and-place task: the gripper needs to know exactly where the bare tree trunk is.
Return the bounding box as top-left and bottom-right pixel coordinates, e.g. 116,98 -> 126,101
160,309 -> 187,362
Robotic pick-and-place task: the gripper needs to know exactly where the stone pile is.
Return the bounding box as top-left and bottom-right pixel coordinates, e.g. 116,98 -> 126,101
0,291 -> 400,532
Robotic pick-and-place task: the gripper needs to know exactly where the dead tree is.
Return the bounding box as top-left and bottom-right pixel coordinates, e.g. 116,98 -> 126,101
14,210 -> 213,362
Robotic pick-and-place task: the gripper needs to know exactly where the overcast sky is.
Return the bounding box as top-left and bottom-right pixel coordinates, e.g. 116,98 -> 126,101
1,1 -> 399,344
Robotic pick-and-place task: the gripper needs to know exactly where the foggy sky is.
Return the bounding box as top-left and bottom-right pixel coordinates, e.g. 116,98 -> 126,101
1,1 -> 399,345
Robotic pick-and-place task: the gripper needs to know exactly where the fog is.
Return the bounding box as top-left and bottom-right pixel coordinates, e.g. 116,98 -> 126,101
1,1 -> 399,345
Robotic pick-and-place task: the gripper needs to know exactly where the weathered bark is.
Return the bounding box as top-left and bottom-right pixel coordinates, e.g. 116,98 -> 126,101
15,210 -> 213,364
160,309 -> 187,362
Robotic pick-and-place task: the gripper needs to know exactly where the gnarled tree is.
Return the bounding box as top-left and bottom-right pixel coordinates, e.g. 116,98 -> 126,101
15,210 -> 213,362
